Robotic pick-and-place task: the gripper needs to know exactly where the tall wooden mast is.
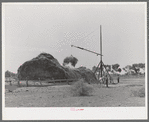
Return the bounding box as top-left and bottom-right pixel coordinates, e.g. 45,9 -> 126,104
100,25 -> 102,77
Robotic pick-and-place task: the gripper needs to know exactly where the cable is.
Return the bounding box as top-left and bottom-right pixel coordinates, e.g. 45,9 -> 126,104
77,27 -> 99,41
63,27 -> 99,42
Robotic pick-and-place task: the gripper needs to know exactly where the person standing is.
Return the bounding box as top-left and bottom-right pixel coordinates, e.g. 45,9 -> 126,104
105,75 -> 108,87
117,75 -> 120,83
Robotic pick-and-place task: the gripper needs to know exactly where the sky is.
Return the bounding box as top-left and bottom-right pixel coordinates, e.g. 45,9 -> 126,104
3,2 -> 146,73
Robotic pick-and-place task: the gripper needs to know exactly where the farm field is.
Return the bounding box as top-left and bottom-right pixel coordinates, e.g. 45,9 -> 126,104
5,76 -> 145,107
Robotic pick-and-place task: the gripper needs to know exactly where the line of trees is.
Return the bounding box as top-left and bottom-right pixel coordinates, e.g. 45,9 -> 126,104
92,63 -> 145,73
5,70 -> 17,78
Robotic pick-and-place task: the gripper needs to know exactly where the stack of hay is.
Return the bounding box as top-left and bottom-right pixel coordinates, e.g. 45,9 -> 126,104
17,53 -> 97,83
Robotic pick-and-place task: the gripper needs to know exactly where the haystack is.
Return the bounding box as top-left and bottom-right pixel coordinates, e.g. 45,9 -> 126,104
77,67 -> 97,83
17,53 -> 97,83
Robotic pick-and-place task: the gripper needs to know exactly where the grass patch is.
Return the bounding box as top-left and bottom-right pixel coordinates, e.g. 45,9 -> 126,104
131,87 -> 145,97
69,79 -> 94,96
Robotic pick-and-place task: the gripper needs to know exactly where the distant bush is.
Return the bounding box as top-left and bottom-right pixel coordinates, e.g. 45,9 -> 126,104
132,63 -> 145,68
5,70 -> 17,79
70,79 -> 94,96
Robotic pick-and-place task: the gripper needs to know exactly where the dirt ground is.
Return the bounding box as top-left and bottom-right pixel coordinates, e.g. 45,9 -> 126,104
5,76 -> 145,107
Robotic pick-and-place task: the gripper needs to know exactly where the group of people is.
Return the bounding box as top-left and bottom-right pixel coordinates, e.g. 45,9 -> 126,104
99,74 -> 120,87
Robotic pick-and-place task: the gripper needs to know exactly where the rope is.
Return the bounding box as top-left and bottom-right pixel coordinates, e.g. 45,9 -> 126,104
79,27 -> 99,41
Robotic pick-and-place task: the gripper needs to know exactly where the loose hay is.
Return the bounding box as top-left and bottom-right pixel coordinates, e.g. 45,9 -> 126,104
69,79 -> 94,96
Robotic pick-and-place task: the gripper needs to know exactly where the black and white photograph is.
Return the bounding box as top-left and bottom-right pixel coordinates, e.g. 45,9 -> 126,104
2,2 -> 147,120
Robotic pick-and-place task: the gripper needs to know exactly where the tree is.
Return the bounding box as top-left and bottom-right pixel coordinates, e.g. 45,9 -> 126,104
132,64 -> 139,74
117,68 -> 122,72
5,70 -> 17,78
63,55 -> 78,67
132,63 -> 145,68
112,64 -> 120,71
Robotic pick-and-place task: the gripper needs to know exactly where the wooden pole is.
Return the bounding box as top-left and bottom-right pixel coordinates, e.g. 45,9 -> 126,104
18,80 -> 20,86
94,60 -> 101,75
9,80 -> 12,86
39,78 -> 42,86
67,79 -> 69,85
26,80 -> 28,87
100,25 -> 102,78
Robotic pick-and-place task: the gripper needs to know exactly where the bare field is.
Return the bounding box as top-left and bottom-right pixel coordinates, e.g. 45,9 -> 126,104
5,76 -> 145,107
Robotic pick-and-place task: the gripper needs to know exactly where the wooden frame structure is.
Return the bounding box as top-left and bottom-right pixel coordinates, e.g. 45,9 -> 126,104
18,78 -> 80,87
71,25 -> 112,86
94,25 -> 113,85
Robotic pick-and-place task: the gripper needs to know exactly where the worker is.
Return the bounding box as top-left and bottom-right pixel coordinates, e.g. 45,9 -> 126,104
117,75 -> 120,83
105,75 -> 108,87
9,79 -> 12,86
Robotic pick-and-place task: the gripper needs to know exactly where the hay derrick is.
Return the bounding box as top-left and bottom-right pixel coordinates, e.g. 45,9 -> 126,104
17,53 -> 97,83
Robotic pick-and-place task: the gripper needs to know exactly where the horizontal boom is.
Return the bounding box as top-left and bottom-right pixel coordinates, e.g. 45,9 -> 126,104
71,45 -> 103,56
